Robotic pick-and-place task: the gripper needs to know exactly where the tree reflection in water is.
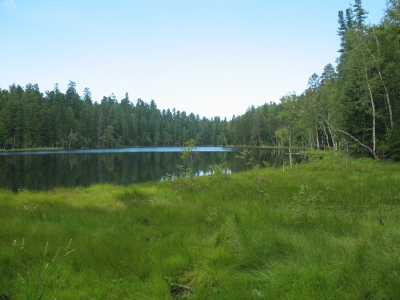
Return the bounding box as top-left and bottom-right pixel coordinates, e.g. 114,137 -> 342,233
0,147 -> 304,191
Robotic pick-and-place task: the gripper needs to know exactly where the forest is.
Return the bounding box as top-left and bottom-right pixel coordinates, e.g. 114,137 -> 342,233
0,0 -> 399,160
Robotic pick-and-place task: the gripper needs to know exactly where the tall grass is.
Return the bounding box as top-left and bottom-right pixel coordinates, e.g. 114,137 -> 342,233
1,152 -> 400,299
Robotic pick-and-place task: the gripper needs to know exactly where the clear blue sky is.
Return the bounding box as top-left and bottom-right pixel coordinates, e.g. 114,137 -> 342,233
0,0 -> 386,120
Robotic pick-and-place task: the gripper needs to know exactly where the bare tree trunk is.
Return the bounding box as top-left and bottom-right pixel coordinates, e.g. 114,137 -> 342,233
320,120 -> 377,160
335,129 -> 376,159
322,125 -> 331,149
327,125 -> 337,153
363,56 -> 377,159
358,28 -> 393,129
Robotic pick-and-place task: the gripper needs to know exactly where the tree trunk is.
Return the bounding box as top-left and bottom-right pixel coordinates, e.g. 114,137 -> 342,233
322,125 -> 331,149
359,28 -> 393,129
316,125 -> 320,150
363,56 -> 377,159
327,125 -> 337,153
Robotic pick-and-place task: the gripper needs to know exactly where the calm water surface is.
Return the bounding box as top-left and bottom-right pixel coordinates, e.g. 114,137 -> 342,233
0,147 -> 300,191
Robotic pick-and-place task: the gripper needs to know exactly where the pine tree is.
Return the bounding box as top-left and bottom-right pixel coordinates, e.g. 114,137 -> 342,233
353,0 -> 368,30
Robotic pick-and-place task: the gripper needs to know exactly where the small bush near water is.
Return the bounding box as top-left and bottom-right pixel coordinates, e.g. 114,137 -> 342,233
1,152 -> 400,299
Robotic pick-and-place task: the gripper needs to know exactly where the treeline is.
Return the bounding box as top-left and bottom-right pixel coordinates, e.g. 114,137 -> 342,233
227,0 -> 400,160
0,82 -> 282,149
0,83 -> 233,149
0,0 -> 399,160
271,0 -> 400,160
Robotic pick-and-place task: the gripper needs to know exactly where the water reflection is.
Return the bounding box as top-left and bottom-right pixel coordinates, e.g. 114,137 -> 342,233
0,147 -> 304,191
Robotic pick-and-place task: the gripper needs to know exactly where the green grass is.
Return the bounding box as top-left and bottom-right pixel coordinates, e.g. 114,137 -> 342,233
1,152 -> 400,299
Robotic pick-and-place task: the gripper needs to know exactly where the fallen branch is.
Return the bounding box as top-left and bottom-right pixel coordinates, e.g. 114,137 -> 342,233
171,283 -> 193,292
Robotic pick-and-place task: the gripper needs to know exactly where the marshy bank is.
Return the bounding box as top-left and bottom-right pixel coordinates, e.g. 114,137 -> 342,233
1,152 -> 400,299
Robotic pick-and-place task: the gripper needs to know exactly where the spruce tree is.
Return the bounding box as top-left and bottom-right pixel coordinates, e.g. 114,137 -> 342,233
353,0 -> 368,30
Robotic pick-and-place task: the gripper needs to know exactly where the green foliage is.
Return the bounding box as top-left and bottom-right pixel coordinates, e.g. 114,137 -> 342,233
174,139 -> 200,191
180,138 -> 196,161
387,125 -> 400,161
0,87 -> 231,149
1,157 -> 400,298
7,238 -> 74,300
235,149 -> 253,170
177,139 -> 197,179
290,184 -> 323,226
0,0 -> 399,161
208,161 -> 231,180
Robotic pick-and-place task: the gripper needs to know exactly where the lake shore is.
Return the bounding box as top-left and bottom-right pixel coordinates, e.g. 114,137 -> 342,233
1,152 -> 400,299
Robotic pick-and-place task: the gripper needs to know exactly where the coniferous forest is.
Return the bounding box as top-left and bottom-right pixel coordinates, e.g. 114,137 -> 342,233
1,1 -> 400,160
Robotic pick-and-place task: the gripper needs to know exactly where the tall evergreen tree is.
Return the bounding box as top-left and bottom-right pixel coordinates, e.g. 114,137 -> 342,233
353,0 -> 368,30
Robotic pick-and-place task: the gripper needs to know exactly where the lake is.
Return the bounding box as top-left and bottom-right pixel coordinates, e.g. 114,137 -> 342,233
0,147 -> 301,191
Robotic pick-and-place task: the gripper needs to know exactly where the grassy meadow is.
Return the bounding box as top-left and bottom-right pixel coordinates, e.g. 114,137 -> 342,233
1,152 -> 400,299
